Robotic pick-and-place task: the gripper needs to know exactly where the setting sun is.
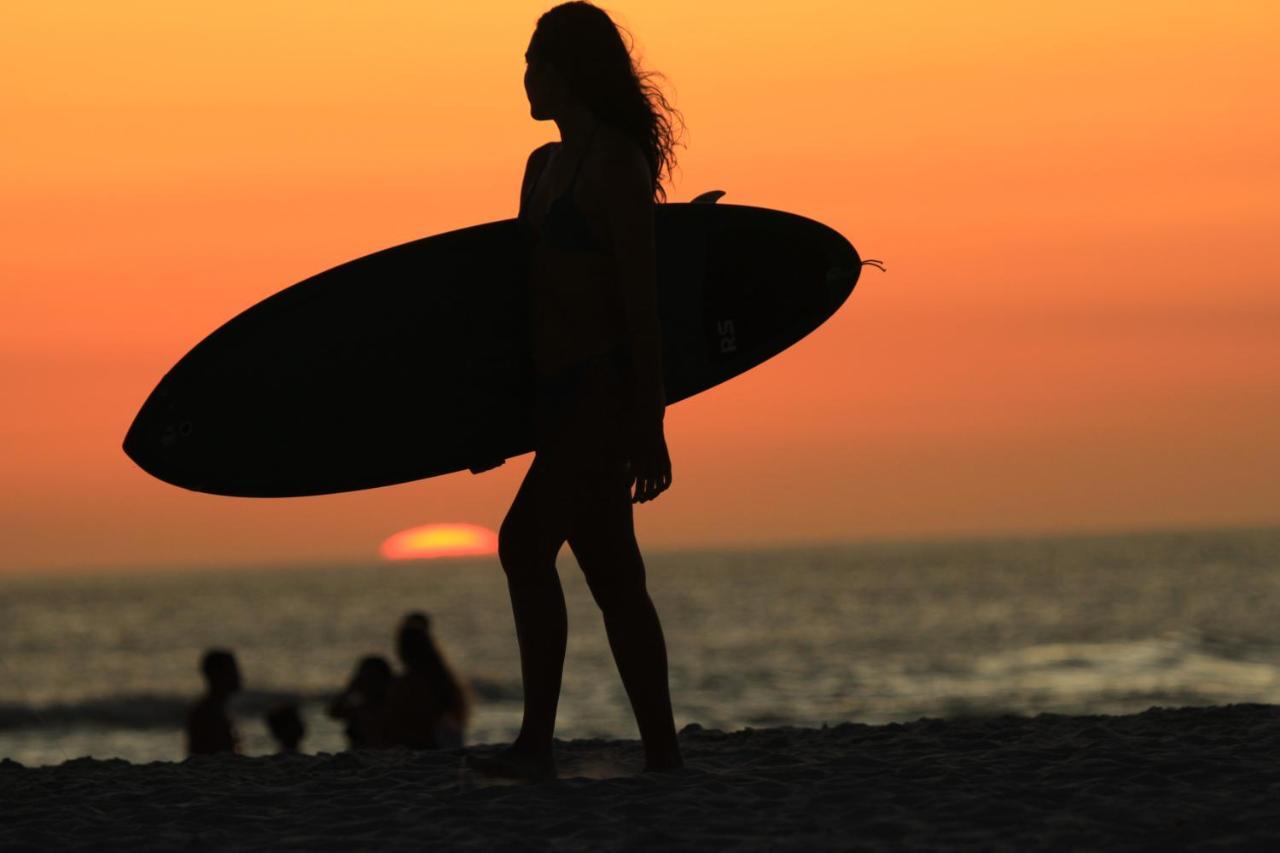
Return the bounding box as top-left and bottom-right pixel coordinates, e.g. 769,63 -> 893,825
379,523 -> 499,561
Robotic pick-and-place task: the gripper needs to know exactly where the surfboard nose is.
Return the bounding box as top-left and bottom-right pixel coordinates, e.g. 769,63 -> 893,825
122,378 -> 204,491
122,395 -> 170,484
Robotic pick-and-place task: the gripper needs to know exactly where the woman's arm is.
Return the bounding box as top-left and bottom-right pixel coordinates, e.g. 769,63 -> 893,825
600,144 -> 664,418
600,141 -> 671,502
519,143 -> 557,220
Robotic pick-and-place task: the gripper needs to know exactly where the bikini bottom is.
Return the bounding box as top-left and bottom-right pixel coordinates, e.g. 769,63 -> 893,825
532,347 -> 632,479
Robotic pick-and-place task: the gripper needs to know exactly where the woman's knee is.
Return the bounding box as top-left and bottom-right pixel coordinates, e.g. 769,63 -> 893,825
580,557 -> 648,613
498,516 -> 558,585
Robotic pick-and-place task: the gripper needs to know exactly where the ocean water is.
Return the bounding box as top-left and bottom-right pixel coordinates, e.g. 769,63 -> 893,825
2,528 -> 1278,767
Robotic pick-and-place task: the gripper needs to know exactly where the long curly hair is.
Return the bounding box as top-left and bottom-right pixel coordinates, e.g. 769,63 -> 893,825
530,2 -> 684,202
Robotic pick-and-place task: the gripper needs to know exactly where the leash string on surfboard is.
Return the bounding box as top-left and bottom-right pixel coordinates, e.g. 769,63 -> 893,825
861,259 -> 886,272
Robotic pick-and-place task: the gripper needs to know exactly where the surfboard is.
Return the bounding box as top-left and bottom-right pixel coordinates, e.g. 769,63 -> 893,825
123,199 -> 864,497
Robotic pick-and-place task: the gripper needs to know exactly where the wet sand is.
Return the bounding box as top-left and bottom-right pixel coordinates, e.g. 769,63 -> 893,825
4,705 -> 1278,851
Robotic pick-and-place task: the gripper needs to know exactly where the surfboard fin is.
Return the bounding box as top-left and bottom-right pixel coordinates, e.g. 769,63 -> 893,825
691,190 -> 726,204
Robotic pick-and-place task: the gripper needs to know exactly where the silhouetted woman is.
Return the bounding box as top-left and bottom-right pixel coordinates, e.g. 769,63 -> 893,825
387,612 -> 471,749
469,2 -> 683,779
185,648 -> 241,756
328,655 -> 394,749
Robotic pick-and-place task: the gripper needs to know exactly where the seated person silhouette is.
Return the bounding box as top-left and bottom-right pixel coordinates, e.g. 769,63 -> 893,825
266,702 -> 306,753
387,612 -> 470,749
185,648 -> 241,756
328,655 -> 394,750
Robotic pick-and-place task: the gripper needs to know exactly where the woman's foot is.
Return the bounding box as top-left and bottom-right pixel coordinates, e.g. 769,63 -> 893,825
465,746 -> 557,782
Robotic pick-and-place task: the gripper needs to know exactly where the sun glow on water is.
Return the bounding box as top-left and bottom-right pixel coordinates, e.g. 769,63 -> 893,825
379,523 -> 498,561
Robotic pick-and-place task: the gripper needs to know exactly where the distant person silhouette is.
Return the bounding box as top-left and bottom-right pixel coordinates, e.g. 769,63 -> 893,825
468,2 -> 684,780
387,612 -> 470,749
328,655 -> 394,750
266,702 -> 306,753
185,648 -> 241,756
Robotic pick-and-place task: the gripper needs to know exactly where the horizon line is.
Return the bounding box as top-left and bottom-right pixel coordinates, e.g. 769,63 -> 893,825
3,519 -> 1277,580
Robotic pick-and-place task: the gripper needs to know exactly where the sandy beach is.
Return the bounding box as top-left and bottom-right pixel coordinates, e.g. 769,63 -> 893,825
4,704 -> 1278,851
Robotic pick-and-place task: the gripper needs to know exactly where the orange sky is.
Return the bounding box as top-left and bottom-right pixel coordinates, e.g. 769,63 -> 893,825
3,2 -> 1278,572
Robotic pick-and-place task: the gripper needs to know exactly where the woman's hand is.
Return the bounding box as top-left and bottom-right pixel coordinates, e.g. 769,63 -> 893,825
626,411 -> 672,503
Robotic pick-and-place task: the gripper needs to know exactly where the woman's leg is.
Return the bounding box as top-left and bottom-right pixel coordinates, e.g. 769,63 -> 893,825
495,452 -> 573,763
566,464 -> 683,771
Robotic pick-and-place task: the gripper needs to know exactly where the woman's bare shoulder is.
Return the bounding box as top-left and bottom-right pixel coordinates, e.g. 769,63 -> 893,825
528,141 -> 559,168
521,143 -> 561,214
522,142 -> 559,183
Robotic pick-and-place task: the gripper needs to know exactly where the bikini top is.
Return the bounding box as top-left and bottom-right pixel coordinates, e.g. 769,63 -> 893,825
525,133 -> 609,255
